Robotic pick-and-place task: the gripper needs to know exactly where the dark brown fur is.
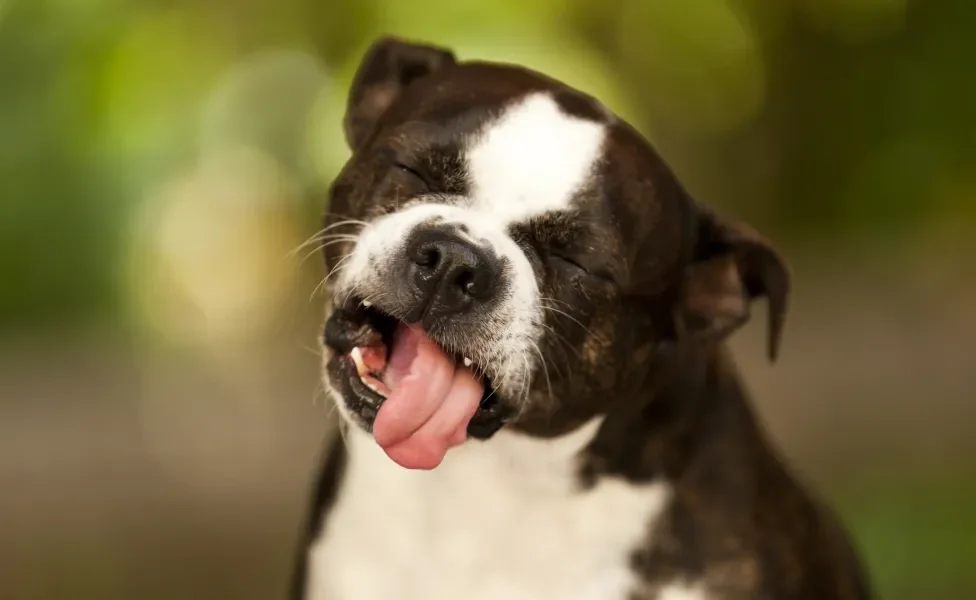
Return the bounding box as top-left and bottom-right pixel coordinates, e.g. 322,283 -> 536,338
579,345 -> 871,598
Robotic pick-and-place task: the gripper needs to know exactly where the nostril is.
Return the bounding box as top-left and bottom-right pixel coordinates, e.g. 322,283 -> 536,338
404,224 -> 500,317
413,245 -> 441,268
454,266 -> 494,299
454,269 -> 476,296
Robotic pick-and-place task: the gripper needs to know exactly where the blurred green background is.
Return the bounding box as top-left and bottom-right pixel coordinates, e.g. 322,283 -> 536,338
1,0 -> 974,598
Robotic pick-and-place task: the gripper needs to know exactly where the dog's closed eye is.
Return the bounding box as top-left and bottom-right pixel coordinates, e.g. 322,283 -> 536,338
550,253 -> 587,272
395,163 -> 432,190
549,253 -> 616,286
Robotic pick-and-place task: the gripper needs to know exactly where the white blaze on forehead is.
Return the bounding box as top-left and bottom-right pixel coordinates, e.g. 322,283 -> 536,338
465,93 -> 606,224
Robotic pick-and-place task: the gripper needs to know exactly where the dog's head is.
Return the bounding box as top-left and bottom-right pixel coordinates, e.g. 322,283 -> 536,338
320,37 -> 789,469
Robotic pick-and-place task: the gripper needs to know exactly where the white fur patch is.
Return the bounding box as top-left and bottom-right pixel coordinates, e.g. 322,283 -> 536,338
305,417 -> 671,600
465,93 -> 606,223
656,583 -> 710,600
333,92 -> 606,397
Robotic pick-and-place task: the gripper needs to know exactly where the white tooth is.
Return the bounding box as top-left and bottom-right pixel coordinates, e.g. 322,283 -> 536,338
364,380 -> 389,398
351,347 -> 367,375
463,357 -> 472,367
362,300 -> 372,308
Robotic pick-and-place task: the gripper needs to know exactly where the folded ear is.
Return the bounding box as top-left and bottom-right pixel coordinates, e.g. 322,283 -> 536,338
344,36 -> 456,151
679,205 -> 790,361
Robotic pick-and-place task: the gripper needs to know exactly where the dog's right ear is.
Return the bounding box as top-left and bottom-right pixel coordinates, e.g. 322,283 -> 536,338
344,36 -> 456,151
678,205 -> 790,362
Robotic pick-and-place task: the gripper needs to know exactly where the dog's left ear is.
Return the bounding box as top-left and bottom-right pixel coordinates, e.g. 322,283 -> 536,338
679,205 -> 790,361
344,36 -> 456,151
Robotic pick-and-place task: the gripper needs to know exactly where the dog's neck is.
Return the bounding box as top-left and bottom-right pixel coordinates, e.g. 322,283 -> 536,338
578,344 -> 765,486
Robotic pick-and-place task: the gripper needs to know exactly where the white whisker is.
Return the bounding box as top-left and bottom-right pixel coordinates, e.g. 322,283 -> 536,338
287,219 -> 367,259
311,254 -> 354,301
539,303 -> 601,342
528,341 -> 554,406
300,236 -> 359,266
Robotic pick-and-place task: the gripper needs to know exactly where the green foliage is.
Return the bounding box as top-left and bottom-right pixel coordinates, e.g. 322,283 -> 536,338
2,0 -> 974,324
0,2 -> 121,329
834,475 -> 976,600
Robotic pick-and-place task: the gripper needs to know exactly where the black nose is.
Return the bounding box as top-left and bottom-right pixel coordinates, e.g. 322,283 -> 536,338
403,224 -> 500,322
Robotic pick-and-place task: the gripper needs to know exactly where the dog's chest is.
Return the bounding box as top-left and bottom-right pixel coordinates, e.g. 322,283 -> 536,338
306,420 -> 672,600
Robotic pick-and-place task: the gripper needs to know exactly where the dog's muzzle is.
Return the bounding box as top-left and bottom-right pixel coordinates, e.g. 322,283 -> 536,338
323,222 -> 514,469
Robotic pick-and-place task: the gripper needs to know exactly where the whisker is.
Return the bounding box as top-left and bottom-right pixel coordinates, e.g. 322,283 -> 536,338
324,210 -> 370,222
539,296 -> 576,310
539,303 -> 601,342
287,219 -> 367,259
519,352 -> 532,406
310,381 -> 326,410
300,343 -> 322,357
528,341 -> 554,407
358,292 -> 385,311
298,229 -> 362,253
481,385 -> 498,407
300,236 -> 359,266
537,323 -> 577,377
338,279 -> 369,309
334,415 -> 351,452
317,384 -> 353,452
310,254 -> 353,301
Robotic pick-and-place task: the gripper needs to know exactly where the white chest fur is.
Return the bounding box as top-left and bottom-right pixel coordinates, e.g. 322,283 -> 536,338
305,418 -> 673,600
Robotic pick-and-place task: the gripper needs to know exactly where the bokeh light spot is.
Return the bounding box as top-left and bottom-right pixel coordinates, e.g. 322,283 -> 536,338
199,48 -> 329,176
617,0 -> 766,137
125,147 -> 303,349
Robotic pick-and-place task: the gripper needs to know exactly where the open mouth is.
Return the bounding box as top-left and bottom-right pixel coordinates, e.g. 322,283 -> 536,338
324,299 -> 509,461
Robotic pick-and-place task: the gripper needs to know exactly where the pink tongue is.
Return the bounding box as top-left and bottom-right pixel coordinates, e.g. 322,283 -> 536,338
372,324 -> 482,470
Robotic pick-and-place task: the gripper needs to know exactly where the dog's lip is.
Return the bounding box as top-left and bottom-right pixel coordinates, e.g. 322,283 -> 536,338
324,297 -> 508,434
323,301 -> 390,355
337,352 -> 388,406
325,297 -> 491,379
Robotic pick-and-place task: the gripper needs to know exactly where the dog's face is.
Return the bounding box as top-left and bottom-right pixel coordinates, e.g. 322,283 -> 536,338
320,38 -> 789,469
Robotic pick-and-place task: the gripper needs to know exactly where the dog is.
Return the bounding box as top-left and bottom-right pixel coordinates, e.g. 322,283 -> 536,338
289,36 -> 873,600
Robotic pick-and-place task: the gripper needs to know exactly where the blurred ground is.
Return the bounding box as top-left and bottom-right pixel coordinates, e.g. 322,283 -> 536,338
2,253 -> 974,600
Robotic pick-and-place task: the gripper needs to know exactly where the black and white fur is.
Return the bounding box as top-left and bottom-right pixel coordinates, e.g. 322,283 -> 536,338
291,37 -> 873,600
